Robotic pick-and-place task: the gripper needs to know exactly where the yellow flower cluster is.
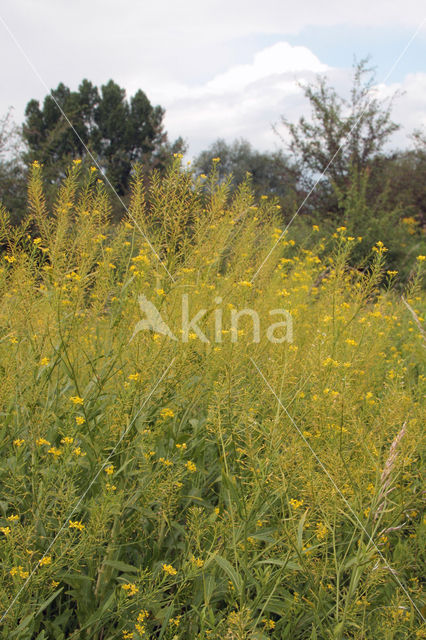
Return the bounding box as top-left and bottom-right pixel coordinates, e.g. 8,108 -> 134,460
122,582 -> 139,596
10,566 -> 29,579
289,498 -> 304,509
159,407 -> 175,419
162,563 -> 177,576
135,609 -> 149,634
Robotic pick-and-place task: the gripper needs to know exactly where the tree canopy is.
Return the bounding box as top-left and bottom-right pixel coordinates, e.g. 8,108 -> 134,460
279,59 -> 399,186
23,79 -> 186,194
193,138 -> 300,209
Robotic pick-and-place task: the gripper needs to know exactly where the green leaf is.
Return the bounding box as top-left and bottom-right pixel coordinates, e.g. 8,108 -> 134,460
256,558 -> 301,571
10,612 -> 35,638
212,554 -> 242,592
103,560 -> 138,573
297,509 -> 309,552
35,587 -> 63,617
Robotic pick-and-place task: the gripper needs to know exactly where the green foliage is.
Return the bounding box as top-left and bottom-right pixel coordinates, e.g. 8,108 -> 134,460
280,59 -> 399,187
0,161 -> 424,638
23,79 -> 186,194
193,138 -> 300,208
0,109 -> 27,223
276,59 -> 400,221
331,164 -> 425,279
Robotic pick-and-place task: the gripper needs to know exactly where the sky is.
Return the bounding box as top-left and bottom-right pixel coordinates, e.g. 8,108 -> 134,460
1,1 -> 425,158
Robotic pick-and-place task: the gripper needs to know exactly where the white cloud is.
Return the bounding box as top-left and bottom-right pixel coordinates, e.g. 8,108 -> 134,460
158,42 -> 327,155
159,42 -> 426,157
203,43 -> 328,93
376,73 -> 426,141
0,2 -> 425,157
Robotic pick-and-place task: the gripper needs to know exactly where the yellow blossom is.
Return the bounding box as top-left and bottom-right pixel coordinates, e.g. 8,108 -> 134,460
289,498 -> 304,509
159,457 -> 173,467
315,521 -> 328,540
10,566 -> 29,579
162,563 -> 177,576
48,447 -> 62,458
36,438 -> 50,446
191,555 -> 204,568
121,582 -> 139,596
160,407 -> 174,419
7,515 -> 19,522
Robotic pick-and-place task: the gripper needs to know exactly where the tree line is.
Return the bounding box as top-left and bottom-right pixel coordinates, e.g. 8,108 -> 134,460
0,60 -> 425,274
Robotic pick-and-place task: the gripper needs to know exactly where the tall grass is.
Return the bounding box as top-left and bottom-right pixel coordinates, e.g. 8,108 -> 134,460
0,158 -> 424,639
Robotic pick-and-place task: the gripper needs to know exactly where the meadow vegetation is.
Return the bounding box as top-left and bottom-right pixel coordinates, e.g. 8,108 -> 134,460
0,158 -> 424,639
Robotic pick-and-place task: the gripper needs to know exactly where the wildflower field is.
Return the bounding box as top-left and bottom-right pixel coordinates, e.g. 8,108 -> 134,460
0,159 -> 424,639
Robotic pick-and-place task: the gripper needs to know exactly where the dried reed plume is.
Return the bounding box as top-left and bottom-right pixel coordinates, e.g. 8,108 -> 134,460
374,421 -> 407,521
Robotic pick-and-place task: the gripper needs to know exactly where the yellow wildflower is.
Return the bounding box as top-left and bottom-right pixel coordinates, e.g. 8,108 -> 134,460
160,407 -> 174,419
48,447 -> 62,458
191,555 -> 204,568
162,563 -> 177,576
7,515 -> 19,522
122,583 -> 139,596
289,498 -> 304,509
36,438 -> 50,446
10,566 -> 29,579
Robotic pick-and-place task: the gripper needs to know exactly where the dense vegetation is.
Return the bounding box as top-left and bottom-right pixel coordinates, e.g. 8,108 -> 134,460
1,62 -> 425,278
0,160 -> 424,638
